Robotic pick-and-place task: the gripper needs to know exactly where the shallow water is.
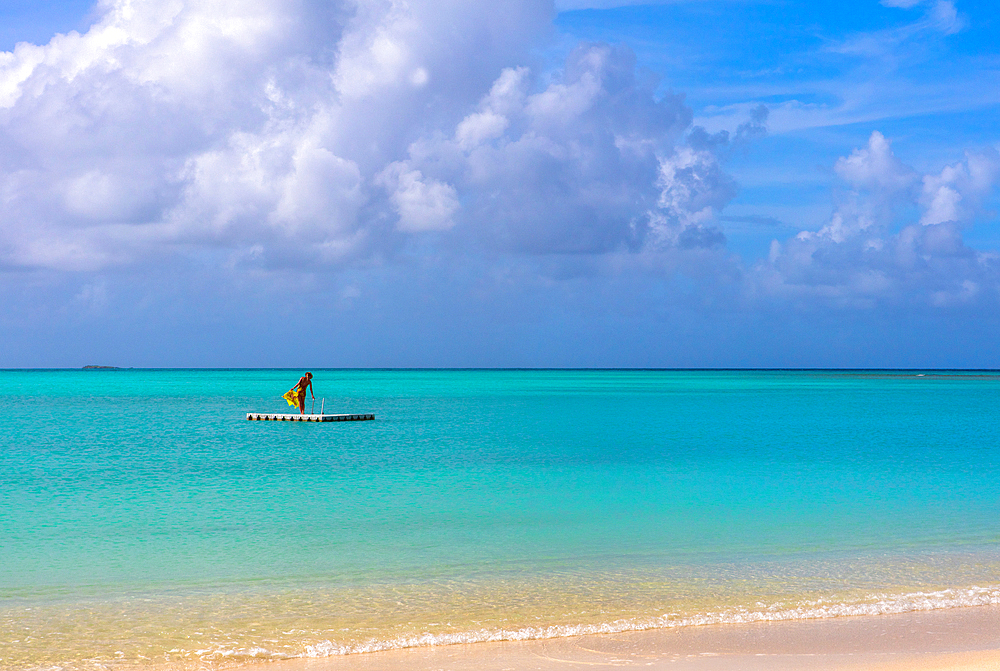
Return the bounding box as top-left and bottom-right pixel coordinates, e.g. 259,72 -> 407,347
2,369 -> 1000,669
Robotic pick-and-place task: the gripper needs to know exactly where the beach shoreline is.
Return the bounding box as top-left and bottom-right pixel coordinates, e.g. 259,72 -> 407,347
257,605 -> 1000,671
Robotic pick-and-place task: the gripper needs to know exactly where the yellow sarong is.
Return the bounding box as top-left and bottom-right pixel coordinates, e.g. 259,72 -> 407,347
282,389 -> 299,407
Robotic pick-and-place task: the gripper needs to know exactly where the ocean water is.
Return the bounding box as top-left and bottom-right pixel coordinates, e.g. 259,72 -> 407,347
2,369 -> 1000,669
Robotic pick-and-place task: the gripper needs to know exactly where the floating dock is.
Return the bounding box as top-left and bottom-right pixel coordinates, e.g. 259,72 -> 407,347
246,412 -> 375,422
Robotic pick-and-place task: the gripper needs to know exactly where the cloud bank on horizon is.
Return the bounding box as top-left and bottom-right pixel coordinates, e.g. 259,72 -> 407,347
1,0 -> 998,366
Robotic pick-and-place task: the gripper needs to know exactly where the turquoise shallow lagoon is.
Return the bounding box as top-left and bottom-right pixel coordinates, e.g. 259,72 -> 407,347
2,369 -> 1000,669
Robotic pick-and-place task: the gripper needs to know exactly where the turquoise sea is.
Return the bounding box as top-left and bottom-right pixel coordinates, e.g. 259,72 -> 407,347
3,369 -> 1000,670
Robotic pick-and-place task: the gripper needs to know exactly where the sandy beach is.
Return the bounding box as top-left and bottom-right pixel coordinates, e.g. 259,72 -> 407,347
261,606 -> 1000,671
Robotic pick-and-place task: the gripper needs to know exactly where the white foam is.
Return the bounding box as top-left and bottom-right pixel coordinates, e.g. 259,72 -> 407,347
184,586 -> 1000,663
290,586 -> 1000,658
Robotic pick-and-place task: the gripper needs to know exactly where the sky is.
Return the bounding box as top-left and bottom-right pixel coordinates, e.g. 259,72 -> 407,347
1,0 -> 998,367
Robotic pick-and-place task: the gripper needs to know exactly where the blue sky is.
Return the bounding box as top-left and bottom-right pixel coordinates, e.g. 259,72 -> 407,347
1,0 -> 998,367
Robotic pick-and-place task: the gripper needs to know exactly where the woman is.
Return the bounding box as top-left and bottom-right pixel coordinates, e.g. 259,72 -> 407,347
294,372 -> 314,414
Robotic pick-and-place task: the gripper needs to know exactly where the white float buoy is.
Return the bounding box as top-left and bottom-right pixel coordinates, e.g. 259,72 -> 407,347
246,413 -> 374,422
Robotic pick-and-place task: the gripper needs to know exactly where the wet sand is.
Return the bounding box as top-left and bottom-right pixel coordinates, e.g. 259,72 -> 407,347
263,605 -> 1000,671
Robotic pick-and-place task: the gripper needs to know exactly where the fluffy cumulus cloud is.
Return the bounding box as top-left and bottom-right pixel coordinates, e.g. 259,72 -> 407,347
5,0 -> 1000,368
755,132 -> 1000,308
0,0 -> 544,270
388,43 -> 735,255
0,0 -> 739,275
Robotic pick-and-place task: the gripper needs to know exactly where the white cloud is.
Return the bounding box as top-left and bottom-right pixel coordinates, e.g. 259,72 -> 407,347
388,43 -> 736,255
12,0 -> 996,326
833,131 -> 916,194
455,110 -> 509,150
1,0 -> 743,272
64,170 -> 136,220
272,140 -> 364,236
649,146 -> 733,249
929,0 -> 963,34
0,0 -> 559,271
834,0 -> 963,58
378,163 -> 460,232
919,149 -> 1000,226
754,132 -> 1000,308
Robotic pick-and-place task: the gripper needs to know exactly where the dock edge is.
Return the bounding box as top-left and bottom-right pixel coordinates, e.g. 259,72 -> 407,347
246,413 -> 375,422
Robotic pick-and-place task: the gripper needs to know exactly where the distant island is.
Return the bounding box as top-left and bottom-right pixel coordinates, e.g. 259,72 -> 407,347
82,365 -> 120,369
